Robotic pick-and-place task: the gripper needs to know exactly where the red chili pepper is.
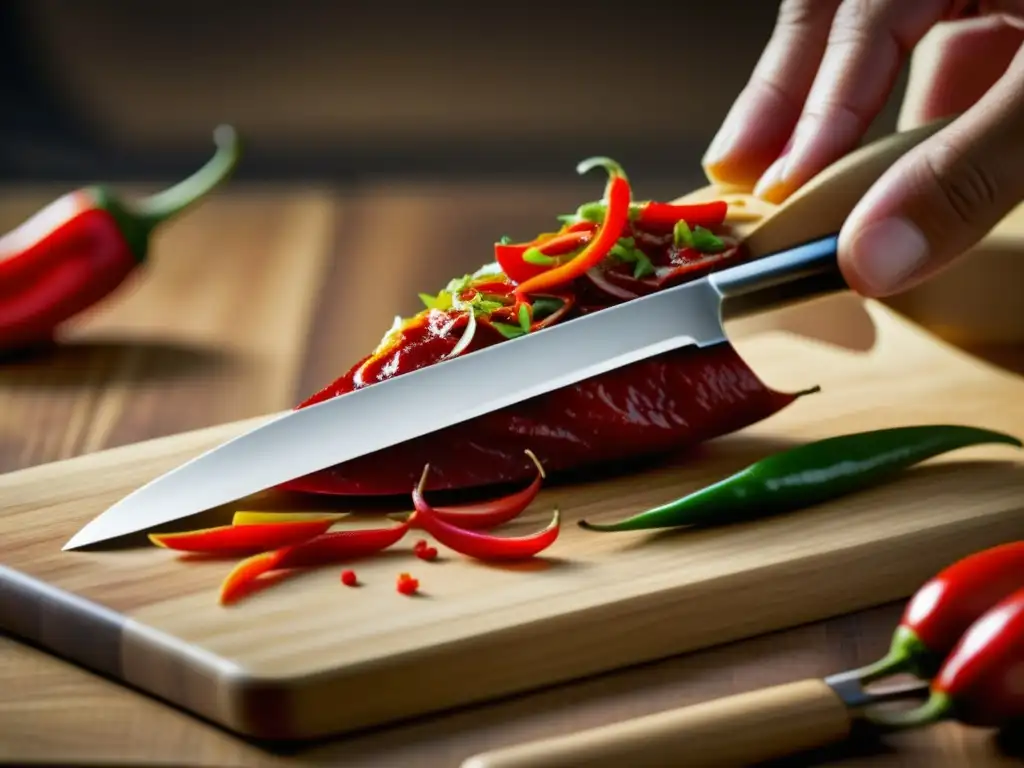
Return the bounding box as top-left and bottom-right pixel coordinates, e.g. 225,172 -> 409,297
0,126 -> 240,351
149,518 -> 333,556
873,586 -> 1024,730
410,465 -> 560,560
219,519 -> 410,604
855,541 -> 1024,684
513,158 -> 631,297
634,200 -> 728,232
340,569 -> 358,586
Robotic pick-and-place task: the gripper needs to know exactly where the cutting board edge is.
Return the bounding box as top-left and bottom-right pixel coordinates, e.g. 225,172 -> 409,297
29,504 -> 1019,742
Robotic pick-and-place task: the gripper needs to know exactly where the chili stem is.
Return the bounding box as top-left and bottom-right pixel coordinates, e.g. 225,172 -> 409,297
133,125 -> 241,226
867,691 -> 955,732
849,625 -> 931,685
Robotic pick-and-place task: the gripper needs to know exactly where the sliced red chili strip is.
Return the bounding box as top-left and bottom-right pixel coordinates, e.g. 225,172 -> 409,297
411,465 -> 560,560
495,229 -> 595,284
219,519 -> 410,604
513,157 -> 631,297
562,220 -> 599,234
428,449 -> 546,529
149,519 -> 334,556
635,200 -> 728,232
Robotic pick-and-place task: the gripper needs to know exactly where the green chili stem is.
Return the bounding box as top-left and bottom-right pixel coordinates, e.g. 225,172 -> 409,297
134,125 -> 241,226
578,425 -> 1022,533
866,691 -> 954,732
849,625 -> 934,685
576,156 -> 628,181
90,125 -> 242,263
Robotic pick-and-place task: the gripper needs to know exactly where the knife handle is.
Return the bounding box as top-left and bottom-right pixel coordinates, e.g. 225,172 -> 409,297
460,679 -> 853,768
712,234 -> 846,319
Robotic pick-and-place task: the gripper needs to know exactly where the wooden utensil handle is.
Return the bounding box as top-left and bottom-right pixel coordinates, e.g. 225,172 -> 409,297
744,116 -> 954,259
460,679 -> 852,768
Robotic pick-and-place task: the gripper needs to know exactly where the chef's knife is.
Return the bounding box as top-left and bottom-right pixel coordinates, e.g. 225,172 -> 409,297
63,118 -> 951,550
64,235 -> 843,550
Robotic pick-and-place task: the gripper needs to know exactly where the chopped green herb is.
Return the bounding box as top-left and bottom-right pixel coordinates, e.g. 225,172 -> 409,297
673,220 -> 693,249
517,303 -> 531,331
574,200 -> 648,223
531,297 -> 565,321
419,291 -> 454,311
608,237 -> 654,278
491,322 -> 528,339
445,274 -> 473,294
471,299 -> 504,315
498,235 -> 513,245
575,201 -> 607,223
674,220 -> 725,253
692,226 -> 725,253
523,247 -> 560,266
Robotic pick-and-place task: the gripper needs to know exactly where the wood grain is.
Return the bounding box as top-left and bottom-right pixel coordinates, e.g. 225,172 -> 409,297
1,182 -> 1023,766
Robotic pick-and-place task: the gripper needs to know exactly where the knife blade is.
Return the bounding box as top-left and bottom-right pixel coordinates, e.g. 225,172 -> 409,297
63,235 -> 843,550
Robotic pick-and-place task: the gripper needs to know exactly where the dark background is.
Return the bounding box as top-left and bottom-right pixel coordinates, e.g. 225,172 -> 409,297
0,0 -> 910,186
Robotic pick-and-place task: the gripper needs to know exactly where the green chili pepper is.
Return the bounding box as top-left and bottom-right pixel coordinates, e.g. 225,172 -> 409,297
578,425 -> 1022,533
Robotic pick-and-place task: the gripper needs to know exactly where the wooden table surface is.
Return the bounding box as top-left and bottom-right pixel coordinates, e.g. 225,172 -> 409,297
1,181 -> 1022,767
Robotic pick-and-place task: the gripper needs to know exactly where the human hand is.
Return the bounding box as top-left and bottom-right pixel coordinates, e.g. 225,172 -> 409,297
702,1 -> 1024,298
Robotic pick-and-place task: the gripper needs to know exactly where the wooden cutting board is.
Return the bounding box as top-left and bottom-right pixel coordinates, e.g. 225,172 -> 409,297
2,296 -> 1024,743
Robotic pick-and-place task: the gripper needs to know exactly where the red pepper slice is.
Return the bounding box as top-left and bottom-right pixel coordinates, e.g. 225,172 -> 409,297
149,518 -> 334,556
873,585 -> 1024,730
219,519 -> 410,604
514,158 -> 631,297
855,541 -> 1024,684
426,449 -> 546,529
496,229 -> 595,284
635,200 -> 728,232
410,465 -> 559,560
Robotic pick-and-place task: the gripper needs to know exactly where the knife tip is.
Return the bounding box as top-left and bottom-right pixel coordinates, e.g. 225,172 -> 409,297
62,525 -> 103,551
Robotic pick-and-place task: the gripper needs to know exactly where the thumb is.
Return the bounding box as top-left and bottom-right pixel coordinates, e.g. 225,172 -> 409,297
838,40 -> 1024,298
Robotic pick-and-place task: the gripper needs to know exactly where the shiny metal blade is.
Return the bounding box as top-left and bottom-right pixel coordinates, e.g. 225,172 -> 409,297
63,276 -> 727,550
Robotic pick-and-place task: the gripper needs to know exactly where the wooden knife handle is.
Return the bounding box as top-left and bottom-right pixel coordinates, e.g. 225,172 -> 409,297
460,679 -> 853,768
744,116 -> 953,259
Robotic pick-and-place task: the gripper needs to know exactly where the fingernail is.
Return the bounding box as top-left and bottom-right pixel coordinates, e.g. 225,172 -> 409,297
755,117 -> 820,202
753,153 -> 789,202
847,217 -> 930,295
702,120 -> 741,169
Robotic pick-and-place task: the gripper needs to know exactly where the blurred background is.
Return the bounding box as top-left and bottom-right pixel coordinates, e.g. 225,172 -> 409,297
2,0 -> 1020,352
0,0 -> 910,186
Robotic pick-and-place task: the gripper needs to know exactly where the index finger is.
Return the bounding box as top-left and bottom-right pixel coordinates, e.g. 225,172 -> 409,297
701,0 -> 841,188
